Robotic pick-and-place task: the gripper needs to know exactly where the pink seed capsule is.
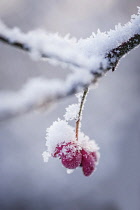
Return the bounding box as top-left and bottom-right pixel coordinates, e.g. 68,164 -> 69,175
61,142 -> 82,169
81,149 -> 96,176
91,151 -> 98,162
61,150 -> 82,169
53,143 -> 64,158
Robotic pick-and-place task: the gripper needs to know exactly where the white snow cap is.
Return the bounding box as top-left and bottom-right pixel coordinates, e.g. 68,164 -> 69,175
64,103 -> 80,121
45,119 -> 75,154
78,131 -> 99,152
44,119 -> 99,161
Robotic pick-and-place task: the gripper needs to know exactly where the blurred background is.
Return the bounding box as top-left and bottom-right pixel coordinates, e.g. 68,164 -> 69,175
0,1 -> 140,210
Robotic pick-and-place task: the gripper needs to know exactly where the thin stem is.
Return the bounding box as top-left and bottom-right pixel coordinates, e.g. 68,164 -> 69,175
75,87 -> 89,140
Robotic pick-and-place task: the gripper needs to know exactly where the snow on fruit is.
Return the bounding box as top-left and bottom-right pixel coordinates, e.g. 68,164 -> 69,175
42,90 -> 100,177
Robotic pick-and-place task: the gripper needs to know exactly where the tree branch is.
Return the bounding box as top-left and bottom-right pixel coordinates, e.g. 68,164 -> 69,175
75,87 -> 89,140
0,9 -> 139,121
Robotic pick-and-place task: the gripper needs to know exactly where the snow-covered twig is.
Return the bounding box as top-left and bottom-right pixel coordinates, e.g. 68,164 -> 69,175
0,8 -> 140,121
0,72 -> 92,121
0,8 -> 140,70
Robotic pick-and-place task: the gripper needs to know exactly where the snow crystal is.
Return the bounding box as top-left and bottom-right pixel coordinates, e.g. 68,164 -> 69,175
78,131 -> 99,152
77,7 -> 140,59
75,92 -> 83,103
64,103 -> 80,121
66,169 -> 74,174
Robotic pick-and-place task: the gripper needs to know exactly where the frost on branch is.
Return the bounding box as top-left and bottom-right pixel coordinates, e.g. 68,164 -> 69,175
0,70 -> 92,121
0,7 -> 140,69
0,8 -> 140,120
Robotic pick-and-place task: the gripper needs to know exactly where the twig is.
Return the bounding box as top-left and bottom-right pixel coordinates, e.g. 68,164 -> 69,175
75,87 -> 89,140
0,34 -> 139,122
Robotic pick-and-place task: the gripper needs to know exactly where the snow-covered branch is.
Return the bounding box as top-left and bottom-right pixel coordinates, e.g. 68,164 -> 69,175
0,8 -> 140,121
